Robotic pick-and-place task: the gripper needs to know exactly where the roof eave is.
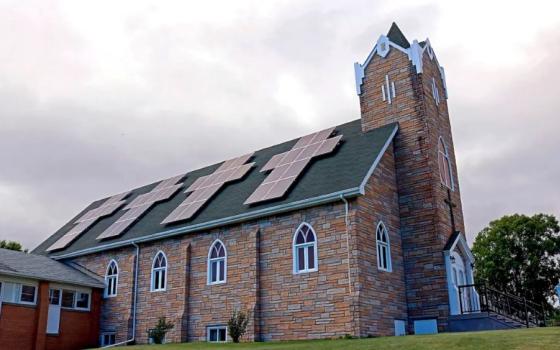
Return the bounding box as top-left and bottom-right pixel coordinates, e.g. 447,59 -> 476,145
0,270 -> 104,289
50,186 -> 363,260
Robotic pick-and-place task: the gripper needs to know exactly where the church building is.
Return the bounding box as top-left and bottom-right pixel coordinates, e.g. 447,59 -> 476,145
33,23 -> 477,345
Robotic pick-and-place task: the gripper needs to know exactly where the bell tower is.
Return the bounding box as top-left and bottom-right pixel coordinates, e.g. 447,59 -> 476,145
355,23 -> 468,331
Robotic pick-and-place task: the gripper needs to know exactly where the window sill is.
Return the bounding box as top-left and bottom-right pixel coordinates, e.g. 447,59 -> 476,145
293,268 -> 318,275
207,281 -> 227,286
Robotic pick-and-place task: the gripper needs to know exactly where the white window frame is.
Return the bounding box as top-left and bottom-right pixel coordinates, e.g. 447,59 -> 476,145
438,136 -> 454,190
18,284 -> 38,305
292,222 -> 319,274
151,251 -> 168,292
100,332 -> 116,346
207,239 -> 227,285
376,221 -> 392,272
0,280 -> 38,306
60,288 -> 91,311
207,325 -> 227,342
104,259 -> 119,298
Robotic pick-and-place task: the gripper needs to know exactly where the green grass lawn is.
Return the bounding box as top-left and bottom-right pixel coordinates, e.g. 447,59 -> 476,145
120,327 -> 560,350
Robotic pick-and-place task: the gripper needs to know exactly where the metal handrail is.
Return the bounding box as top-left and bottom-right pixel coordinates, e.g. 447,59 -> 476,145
457,283 -> 546,328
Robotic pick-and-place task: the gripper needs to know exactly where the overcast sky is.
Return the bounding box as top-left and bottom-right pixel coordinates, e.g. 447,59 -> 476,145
1,0 -> 559,250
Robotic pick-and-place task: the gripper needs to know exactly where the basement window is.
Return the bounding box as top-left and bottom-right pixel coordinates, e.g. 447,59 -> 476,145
207,326 -> 227,342
100,332 -> 116,346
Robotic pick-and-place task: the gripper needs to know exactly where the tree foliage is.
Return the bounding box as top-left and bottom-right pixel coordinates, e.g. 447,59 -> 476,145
0,240 -> 26,252
227,309 -> 250,343
472,214 -> 560,308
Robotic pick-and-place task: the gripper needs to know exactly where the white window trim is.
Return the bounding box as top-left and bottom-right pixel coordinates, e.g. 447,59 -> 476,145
150,250 -> 168,292
292,222 -> 319,274
376,221 -> 392,272
207,239 -> 227,285
207,325 -> 228,342
438,136 -> 455,190
0,279 -> 38,306
18,284 -> 38,305
104,259 -> 119,298
60,289 -> 91,311
100,332 -> 116,346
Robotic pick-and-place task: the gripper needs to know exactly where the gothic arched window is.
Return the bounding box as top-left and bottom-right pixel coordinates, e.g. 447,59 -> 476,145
293,223 -> 318,274
208,240 -> 227,284
438,137 -> 454,189
376,222 -> 392,272
151,251 -> 168,291
105,260 -> 118,297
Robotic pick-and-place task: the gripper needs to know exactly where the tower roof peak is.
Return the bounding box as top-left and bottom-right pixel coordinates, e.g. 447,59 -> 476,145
386,22 -> 410,49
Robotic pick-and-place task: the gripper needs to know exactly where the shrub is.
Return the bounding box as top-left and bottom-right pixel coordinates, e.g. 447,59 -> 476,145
227,310 -> 250,343
148,317 -> 174,344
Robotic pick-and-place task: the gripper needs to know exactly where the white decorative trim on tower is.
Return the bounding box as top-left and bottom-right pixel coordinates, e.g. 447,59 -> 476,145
354,31 -> 449,98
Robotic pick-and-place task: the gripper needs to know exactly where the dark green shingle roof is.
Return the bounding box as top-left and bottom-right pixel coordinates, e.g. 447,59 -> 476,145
33,120 -> 398,258
387,22 -> 410,49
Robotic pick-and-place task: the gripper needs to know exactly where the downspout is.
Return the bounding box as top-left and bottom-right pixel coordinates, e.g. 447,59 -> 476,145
104,242 -> 140,348
340,195 -> 352,295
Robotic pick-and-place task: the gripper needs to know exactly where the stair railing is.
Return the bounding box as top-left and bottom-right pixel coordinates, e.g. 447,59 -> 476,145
458,283 -> 546,327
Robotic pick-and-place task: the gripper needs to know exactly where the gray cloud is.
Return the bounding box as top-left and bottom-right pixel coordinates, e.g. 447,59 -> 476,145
0,1 -> 558,249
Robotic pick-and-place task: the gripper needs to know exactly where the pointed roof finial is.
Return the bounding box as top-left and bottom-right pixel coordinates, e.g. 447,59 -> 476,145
387,22 -> 410,49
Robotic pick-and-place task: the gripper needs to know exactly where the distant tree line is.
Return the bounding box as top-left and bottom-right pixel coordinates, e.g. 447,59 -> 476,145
0,240 -> 27,252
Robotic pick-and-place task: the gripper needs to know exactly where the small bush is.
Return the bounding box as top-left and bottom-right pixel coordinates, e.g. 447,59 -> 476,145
227,310 -> 250,343
148,317 -> 174,344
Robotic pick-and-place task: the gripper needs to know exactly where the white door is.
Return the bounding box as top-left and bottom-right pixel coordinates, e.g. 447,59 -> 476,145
47,289 -> 62,334
451,252 -> 468,313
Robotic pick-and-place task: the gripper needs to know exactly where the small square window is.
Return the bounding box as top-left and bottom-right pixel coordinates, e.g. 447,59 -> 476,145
207,326 -> 227,342
19,285 -> 36,304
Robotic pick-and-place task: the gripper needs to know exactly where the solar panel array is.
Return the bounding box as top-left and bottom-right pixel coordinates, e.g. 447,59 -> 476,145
46,192 -> 130,251
162,153 -> 255,224
96,174 -> 185,240
244,127 -> 342,205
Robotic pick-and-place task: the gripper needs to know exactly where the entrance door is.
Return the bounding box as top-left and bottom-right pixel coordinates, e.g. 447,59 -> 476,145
451,252 -> 468,313
46,289 -> 62,334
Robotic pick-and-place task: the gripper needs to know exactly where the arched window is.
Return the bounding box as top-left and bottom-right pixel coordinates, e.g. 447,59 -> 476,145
105,260 -> 118,298
376,222 -> 392,272
438,137 -> 454,189
208,240 -> 226,285
293,223 -> 318,274
151,251 -> 167,292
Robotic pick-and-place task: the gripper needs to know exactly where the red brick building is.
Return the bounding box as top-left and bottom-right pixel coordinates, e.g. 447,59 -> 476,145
32,24 -> 481,345
0,248 -> 103,350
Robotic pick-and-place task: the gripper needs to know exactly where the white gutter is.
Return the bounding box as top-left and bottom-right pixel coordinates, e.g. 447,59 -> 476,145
52,187 -> 362,260
103,242 -> 140,348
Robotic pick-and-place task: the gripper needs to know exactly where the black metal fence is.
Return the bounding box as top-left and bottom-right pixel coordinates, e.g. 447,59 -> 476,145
458,283 -> 547,327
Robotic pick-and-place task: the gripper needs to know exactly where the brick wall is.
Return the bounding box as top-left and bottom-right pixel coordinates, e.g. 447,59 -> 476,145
0,281 -> 101,350
354,145 -> 408,336
71,198 -> 365,342
0,303 -> 37,349
358,45 -> 466,331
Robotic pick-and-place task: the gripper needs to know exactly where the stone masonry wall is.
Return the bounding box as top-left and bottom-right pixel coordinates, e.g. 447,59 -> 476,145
70,200 -> 357,343
354,145 -> 408,336
358,46 -> 466,331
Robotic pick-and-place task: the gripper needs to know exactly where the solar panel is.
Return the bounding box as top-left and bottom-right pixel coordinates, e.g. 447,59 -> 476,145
244,127 -> 342,205
162,153 -> 255,224
46,192 -> 130,251
96,174 -> 185,240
